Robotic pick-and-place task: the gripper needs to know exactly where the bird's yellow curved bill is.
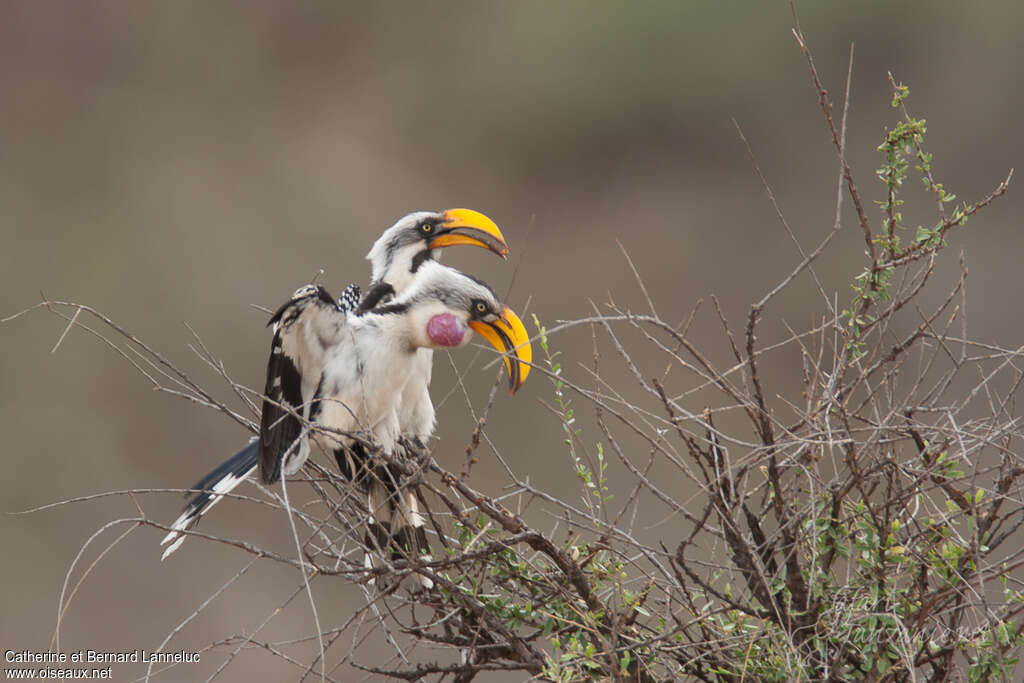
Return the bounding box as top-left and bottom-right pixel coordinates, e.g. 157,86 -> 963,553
432,208 -> 509,258
469,306 -> 532,393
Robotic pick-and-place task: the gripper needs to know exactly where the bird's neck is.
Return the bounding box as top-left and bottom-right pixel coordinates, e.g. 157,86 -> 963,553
364,309 -> 421,355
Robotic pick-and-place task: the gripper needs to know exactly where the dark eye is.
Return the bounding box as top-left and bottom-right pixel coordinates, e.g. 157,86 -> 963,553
475,301 -> 488,315
420,222 -> 434,234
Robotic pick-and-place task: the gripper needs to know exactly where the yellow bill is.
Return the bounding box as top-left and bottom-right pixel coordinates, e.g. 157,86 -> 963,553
468,305 -> 532,393
431,208 -> 509,258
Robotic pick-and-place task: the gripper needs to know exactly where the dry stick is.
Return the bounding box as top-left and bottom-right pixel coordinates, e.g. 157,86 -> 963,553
953,342 -> 1024,418
786,258 -> 959,438
293,467 -> 364,563
142,517 -> 310,569
733,120 -> 840,317
596,401 -> 701,532
557,362 -> 724,518
218,636 -> 348,683
659,298 -> 704,381
434,572 -> 546,675
434,465 -> 609,617
888,299 -> 962,417
851,262 -> 963,408
830,41 -> 854,248
433,343 -> 487,411
47,305 -> 164,389
791,16 -> 909,427
594,327 -> 663,533
615,239 -> 658,317
48,299 -> 254,428
852,252 -> 940,345
502,211 -> 536,305
131,638 -> 251,682
732,117 -> 849,546
574,359 -> 688,474
701,414 -> 799,641
350,588 -> 411,673
49,304 -> 81,353
526,339 -> 756,473
277,438 -> 328,683
205,584 -> 308,682
355,660 -> 533,681
38,299 -> 260,439
0,299 -> 49,323
575,350 -> 693,439
742,34 -> 878,662
143,558 -> 260,682
433,439 -> 682,614
790,8 -> 872,252
52,519 -> 140,651
9,487 -> 273,515
616,318 -> 800,492
589,303 -> 657,403
185,321 -> 260,417
443,349 -> 520,483
291,583 -> 381,683
710,295 -> 745,381
460,366 -> 504,482
671,313 -> 838,406
607,307 -> 765,437
534,313 -> 827,418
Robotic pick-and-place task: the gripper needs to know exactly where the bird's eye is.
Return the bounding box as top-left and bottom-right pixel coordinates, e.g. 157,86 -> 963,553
475,302 -> 488,315
420,222 -> 434,234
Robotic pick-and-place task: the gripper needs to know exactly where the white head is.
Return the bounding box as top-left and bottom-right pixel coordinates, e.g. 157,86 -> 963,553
376,261 -> 532,392
365,209 -> 509,295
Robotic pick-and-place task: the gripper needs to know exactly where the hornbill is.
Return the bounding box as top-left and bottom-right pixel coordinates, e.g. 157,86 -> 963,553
160,209 -> 510,558
260,261 -> 530,584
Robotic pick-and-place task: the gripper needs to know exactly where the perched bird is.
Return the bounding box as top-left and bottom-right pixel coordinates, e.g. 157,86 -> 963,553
160,209 -> 510,558
258,261 -> 531,582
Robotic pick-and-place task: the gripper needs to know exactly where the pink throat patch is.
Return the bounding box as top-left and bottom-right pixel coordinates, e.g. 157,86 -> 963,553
427,313 -> 466,347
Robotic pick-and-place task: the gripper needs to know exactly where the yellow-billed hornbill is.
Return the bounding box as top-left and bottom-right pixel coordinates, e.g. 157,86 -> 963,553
160,209 -> 512,558
258,260 -> 530,584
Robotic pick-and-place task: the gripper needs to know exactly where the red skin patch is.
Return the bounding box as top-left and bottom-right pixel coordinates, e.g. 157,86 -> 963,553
427,313 -> 468,347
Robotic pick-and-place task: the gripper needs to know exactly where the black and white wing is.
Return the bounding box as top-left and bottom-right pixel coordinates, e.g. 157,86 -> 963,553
259,284 -> 345,484
337,283 -> 361,314
161,283 -> 350,559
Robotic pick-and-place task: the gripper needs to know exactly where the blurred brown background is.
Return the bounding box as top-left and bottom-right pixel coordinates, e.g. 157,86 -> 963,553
2,2 -> 1022,680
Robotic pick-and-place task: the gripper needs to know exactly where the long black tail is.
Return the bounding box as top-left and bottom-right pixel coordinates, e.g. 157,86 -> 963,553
160,438 -> 259,559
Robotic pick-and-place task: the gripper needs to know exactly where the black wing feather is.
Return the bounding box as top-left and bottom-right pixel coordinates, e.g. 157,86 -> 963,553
258,328 -> 306,484
355,282 -> 396,315
259,285 -> 335,484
